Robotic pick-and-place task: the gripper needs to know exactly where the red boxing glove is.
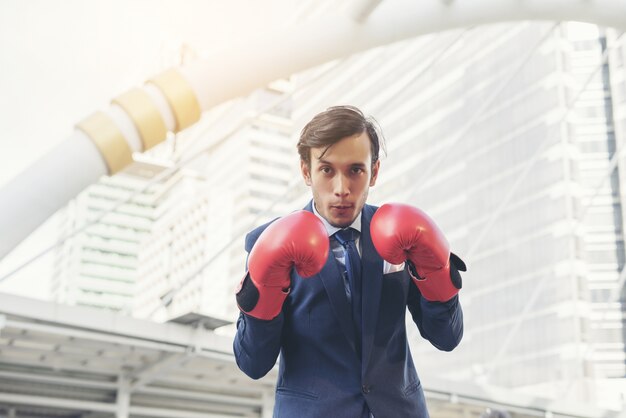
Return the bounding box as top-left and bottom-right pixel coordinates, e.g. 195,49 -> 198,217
236,211 -> 329,320
370,203 -> 465,302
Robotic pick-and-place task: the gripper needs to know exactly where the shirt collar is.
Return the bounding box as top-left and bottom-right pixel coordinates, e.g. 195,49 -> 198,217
311,201 -> 362,237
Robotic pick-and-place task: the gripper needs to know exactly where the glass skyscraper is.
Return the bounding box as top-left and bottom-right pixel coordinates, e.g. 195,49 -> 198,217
51,20 -> 625,409
286,21 -> 625,407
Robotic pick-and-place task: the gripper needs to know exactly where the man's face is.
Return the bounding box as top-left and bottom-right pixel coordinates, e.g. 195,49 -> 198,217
301,132 -> 380,228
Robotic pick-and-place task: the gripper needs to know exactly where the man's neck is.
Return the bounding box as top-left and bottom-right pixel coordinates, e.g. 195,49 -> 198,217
311,201 -> 362,236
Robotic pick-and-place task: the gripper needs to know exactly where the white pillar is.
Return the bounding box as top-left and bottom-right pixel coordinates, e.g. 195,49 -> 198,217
261,389 -> 274,418
116,375 -> 130,418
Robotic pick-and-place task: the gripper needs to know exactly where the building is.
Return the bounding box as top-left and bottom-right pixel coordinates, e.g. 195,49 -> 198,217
131,86 -> 299,323
52,159 -> 206,314
283,21 -> 625,408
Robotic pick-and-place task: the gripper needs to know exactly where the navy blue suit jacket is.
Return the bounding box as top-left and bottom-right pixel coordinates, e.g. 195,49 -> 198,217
233,202 -> 463,418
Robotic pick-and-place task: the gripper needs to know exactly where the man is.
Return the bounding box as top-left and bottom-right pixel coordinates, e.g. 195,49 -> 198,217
234,106 -> 465,417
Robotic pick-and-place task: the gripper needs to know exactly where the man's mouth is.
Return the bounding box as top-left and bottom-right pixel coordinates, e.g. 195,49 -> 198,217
331,204 -> 353,210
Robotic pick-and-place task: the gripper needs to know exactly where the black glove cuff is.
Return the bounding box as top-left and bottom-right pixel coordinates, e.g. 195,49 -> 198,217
236,273 -> 260,313
406,260 -> 423,281
449,252 -> 466,289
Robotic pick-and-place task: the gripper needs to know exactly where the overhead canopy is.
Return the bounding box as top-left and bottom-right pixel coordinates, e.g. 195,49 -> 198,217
0,293 -> 621,418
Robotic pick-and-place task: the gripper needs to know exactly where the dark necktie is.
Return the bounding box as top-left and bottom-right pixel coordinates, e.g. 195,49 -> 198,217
334,228 -> 363,353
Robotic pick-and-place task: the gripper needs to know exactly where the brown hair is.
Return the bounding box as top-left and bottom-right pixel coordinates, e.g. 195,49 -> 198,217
297,105 -> 383,167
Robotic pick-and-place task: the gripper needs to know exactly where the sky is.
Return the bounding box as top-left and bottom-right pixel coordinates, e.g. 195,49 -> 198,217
0,0 -> 606,187
0,1 -> 609,297
0,0 -> 307,296
0,0 -> 307,186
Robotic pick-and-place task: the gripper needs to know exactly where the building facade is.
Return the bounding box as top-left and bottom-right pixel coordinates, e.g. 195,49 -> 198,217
52,160 -> 205,314
51,21 -> 625,409
284,21 -> 625,407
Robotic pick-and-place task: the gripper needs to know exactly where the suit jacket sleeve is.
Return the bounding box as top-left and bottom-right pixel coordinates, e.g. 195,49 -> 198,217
406,274 -> 464,352
233,224 -> 285,379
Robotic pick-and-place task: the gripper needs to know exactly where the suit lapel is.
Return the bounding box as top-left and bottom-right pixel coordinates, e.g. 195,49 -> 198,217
360,205 -> 384,370
303,201 -> 358,353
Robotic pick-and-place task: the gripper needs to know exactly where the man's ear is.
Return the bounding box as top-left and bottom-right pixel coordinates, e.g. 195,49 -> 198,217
301,160 -> 312,186
370,160 -> 380,187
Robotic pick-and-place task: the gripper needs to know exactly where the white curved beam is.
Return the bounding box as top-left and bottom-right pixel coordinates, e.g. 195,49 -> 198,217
350,0 -> 385,22
1,0 -> 625,259
184,0 -> 625,112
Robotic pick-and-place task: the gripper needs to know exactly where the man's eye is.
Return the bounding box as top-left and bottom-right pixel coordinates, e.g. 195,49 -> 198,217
352,167 -> 364,174
321,167 -> 332,174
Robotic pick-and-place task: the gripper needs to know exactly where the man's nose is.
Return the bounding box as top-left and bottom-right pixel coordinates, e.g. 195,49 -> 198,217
333,174 -> 350,196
